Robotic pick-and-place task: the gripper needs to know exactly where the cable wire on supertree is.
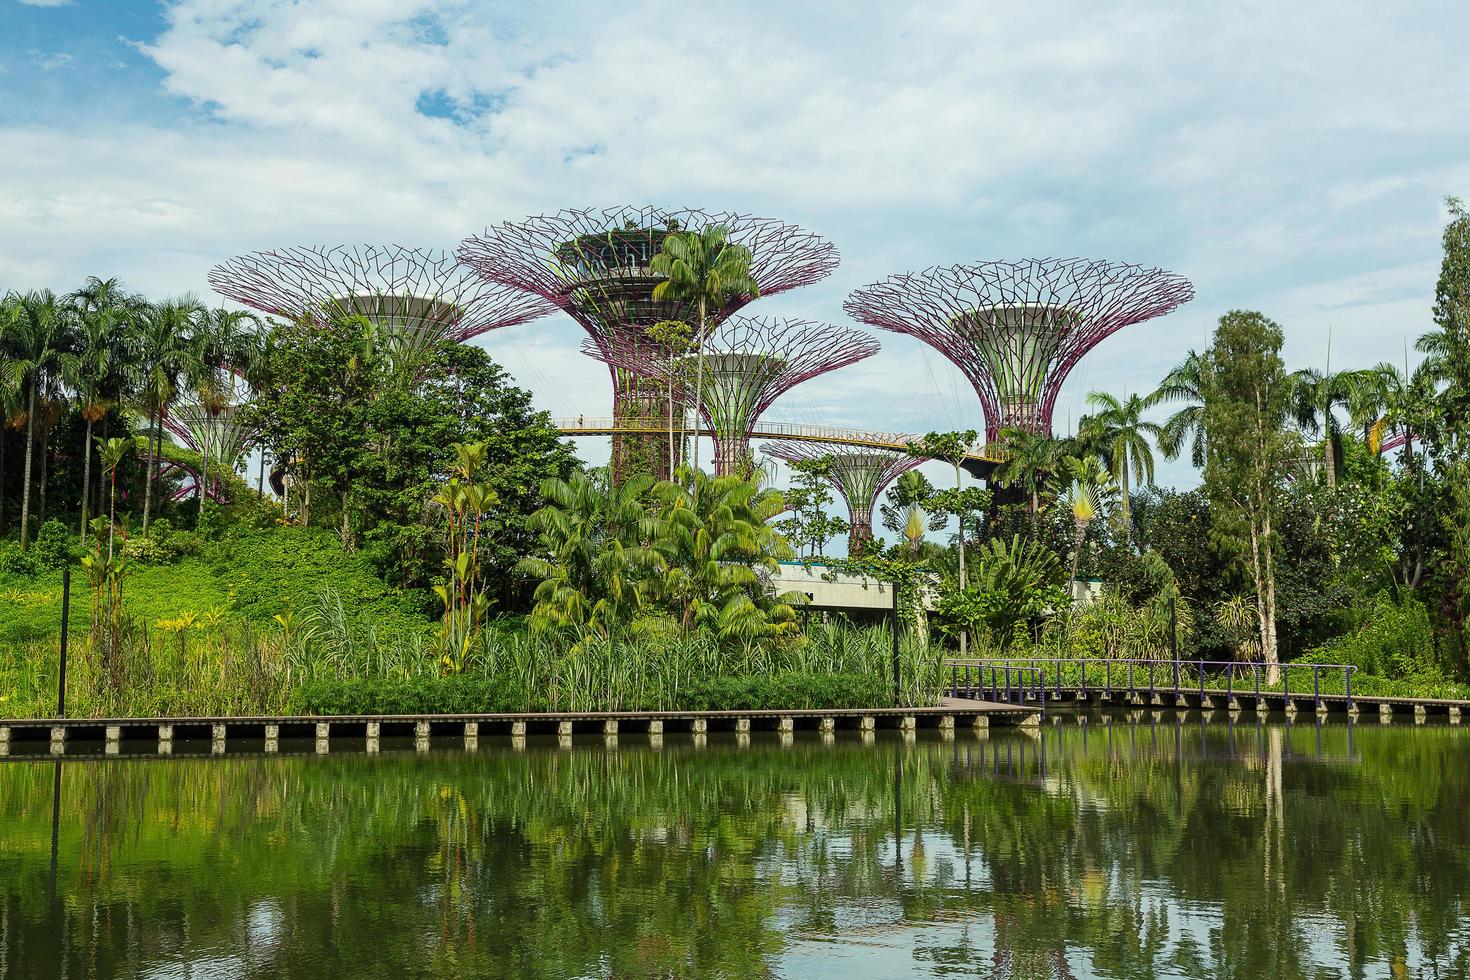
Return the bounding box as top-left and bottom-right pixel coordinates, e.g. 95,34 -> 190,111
457,206 -> 840,480
845,258 -> 1194,442
584,316 -> 881,477
208,245 -> 553,374
763,442 -> 922,554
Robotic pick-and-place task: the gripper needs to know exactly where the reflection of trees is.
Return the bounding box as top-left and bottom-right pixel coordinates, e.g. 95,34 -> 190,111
1,724 -> 1468,978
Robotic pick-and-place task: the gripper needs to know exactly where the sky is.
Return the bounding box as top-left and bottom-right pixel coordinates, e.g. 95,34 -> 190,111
3,0 -> 1468,523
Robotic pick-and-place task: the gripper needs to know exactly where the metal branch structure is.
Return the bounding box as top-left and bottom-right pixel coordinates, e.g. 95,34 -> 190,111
162,403 -> 256,502
208,245 -> 553,374
763,442 -> 922,554
584,316 -> 880,477
457,206 -> 840,479
845,258 -> 1194,441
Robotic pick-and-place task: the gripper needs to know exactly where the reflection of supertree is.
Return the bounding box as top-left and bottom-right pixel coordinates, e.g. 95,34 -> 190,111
458,207 -> 839,479
845,259 -> 1194,441
762,442 -> 921,553
586,317 -> 879,477
208,245 -> 552,374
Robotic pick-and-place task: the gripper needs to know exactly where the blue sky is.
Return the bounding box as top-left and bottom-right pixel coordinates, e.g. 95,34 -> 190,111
3,0 -> 1469,513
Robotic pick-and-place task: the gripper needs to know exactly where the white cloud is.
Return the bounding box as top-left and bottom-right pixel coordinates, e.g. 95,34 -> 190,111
27,49 -> 73,70
3,0 -> 1469,498
17,0 -> 74,7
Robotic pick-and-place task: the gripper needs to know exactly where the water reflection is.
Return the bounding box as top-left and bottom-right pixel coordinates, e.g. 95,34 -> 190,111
1,719 -> 1468,978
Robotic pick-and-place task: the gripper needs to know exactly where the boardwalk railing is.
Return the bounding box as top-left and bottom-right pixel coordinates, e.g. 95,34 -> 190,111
945,658 -> 1358,712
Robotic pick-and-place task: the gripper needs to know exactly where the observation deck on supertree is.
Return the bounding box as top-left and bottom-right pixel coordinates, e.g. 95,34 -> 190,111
763,442 -> 922,554
585,316 -> 880,478
207,245 -> 553,362
457,206 -> 840,479
844,258 -> 1194,443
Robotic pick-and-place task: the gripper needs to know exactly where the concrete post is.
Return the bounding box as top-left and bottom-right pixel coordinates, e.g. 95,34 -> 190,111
859,716 -> 876,732
1414,704 -> 1427,724
1380,703 -> 1394,723
647,720 -> 663,735
315,723 -> 331,740
414,721 -> 431,739
1450,706 -> 1462,724
464,722 -> 479,738
106,725 -> 122,743
778,717 -> 795,734
938,715 -> 956,731
157,724 -> 172,743
819,717 -> 836,734
366,722 -> 381,739
972,714 -> 989,730
735,717 -> 751,734
511,720 -> 527,737
557,720 -> 573,737
690,719 -> 708,734
602,719 -> 618,736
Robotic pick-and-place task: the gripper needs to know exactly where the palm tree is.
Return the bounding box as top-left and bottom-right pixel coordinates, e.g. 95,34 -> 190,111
1061,455 -> 1112,593
9,290 -> 74,548
518,469 -> 664,639
990,427 -> 1067,518
134,297 -> 204,532
1147,350 -> 1206,467
882,469 -> 943,556
65,277 -> 141,539
97,436 -> 131,560
1290,365 -> 1369,488
1371,358 -> 1438,467
650,468 -> 797,641
650,225 -> 759,473
0,294 -> 22,535
1081,391 -> 1160,544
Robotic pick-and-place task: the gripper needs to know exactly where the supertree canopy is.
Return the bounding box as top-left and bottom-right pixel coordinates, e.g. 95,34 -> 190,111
585,316 -> 880,477
457,207 -> 840,479
763,442 -> 921,554
208,245 -> 553,373
844,258 -> 1194,441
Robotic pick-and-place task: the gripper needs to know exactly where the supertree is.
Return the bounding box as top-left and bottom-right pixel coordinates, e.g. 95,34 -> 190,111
763,442 -> 921,554
457,206 -> 840,479
584,316 -> 880,477
162,402 -> 255,503
208,245 -> 553,375
845,258 -> 1194,442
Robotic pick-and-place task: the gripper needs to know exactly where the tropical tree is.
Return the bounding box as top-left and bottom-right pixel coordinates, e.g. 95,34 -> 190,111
1062,455 -> 1113,592
97,436 -> 131,560
649,225 -> 758,473
0,294 -> 21,535
990,427 -> 1067,518
518,469 -> 663,641
649,467 -> 799,643
9,290 -> 74,547
774,455 -> 848,559
1202,310 -> 1294,680
880,469 -> 944,555
1148,349 -> 1207,467
643,318 -> 694,477
191,306 -> 261,507
1290,363 -> 1370,488
1081,391 -> 1161,544
64,277 -> 140,538
134,297 -> 204,533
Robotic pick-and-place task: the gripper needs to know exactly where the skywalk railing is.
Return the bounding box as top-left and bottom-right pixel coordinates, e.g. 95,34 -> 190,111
552,418 -> 1008,462
944,657 -> 1359,711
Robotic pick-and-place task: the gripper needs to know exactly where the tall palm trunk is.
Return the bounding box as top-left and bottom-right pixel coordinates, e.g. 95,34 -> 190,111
691,296 -> 707,474
1323,426 -> 1336,488
19,381 -> 37,548
954,459 -> 967,658
0,422 -> 7,535
143,408 -> 161,533
1119,456 -> 1131,547
79,414 -> 95,540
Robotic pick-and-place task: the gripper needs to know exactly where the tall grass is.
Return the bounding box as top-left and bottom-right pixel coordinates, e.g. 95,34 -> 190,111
0,588 -> 944,718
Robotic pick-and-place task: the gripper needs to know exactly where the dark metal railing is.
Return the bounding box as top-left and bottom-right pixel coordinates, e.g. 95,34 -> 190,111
946,664 -> 1048,713
945,658 -> 1357,712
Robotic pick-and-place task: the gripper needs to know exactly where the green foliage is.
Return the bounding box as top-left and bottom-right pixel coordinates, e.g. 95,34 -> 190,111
289,674 -> 528,715
774,455 -> 848,558
32,519 -> 78,568
1305,592 -> 1441,682
120,518 -> 201,565
936,535 -> 1067,650
677,673 -> 890,711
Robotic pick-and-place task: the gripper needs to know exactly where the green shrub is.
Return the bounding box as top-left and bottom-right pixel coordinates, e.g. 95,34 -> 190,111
0,540 -> 40,578
122,519 -> 201,565
677,672 -> 891,711
289,675 -> 532,715
33,520 -> 79,569
1303,593 -> 1442,681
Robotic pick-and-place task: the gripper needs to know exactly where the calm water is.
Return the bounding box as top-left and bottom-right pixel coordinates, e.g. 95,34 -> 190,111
2,719 -> 1469,979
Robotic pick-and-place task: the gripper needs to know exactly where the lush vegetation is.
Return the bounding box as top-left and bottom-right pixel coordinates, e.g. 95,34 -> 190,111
5,204 -> 1470,716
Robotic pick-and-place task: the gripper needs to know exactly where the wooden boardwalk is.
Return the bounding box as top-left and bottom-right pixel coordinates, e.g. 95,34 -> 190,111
0,700 -> 1039,758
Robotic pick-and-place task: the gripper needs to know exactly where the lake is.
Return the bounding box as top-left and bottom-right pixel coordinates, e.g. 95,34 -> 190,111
2,717 -> 1468,978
